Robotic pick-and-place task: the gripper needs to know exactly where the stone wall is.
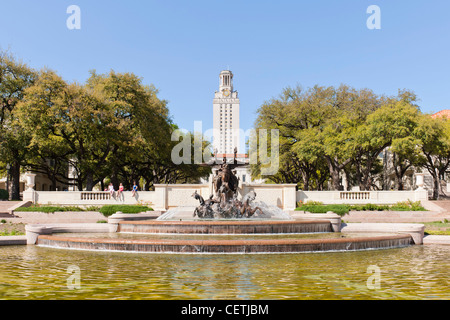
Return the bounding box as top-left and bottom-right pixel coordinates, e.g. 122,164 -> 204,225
23,180 -> 429,211
297,189 -> 428,205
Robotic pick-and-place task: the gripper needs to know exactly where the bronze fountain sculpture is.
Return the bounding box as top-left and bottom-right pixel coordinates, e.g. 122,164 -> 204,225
192,148 -> 262,219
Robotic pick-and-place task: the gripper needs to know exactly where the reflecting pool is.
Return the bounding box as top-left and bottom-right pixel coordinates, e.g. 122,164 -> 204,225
0,245 -> 448,300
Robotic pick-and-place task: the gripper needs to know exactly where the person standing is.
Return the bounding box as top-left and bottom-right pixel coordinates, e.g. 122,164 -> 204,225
108,183 -> 115,198
131,181 -> 138,197
118,183 -> 124,199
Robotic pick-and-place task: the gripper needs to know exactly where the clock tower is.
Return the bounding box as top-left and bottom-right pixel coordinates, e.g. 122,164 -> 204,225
213,70 -> 240,156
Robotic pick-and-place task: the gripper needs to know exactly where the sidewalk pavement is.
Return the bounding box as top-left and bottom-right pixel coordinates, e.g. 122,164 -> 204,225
423,235 -> 450,245
343,210 -> 450,223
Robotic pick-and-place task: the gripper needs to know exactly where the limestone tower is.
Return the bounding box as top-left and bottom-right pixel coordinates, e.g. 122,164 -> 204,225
213,70 -> 241,156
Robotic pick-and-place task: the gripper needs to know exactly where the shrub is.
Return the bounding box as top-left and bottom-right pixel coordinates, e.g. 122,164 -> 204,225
296,200 -> 426,215
14,206 -> 86,213
0,229 -> 25,236
0,189 -> 8,200
304,201 -> 324,206
349,203 -> 390,211
295,204 -> 350,217
99,205 -> 153,217
390,200 -> 425,211
86,206 -> 101,212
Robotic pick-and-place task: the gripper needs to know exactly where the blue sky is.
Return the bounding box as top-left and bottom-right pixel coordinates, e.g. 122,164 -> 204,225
1,0 -> 450,133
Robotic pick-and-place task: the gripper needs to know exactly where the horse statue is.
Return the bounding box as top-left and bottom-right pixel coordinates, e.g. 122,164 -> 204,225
240,191 -> 262,218
192,191 -> 217,219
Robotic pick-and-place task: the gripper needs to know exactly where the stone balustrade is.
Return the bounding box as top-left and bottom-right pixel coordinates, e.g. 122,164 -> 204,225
80,192 -> 111,201
22,183 -> 429,211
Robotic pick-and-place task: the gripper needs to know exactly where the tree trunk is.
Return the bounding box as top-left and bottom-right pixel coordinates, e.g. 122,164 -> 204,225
85,172 -> 94,191
397,178 -> 404,191
9,160 -> 21,201
355,162 -> 363,190
329,167 -> 341,191
426,168 -> 440,200
77,178 -> 83,191
51,178 -> 57,191
433,174 -> 440,200
301,170 -> 310,191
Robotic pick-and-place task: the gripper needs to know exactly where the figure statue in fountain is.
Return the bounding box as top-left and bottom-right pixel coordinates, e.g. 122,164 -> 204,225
192,189 -> 262,219
192,152 -> 263,219
240,191 -> 262,218
213,158 -> 239,202
192,191 -> 218,219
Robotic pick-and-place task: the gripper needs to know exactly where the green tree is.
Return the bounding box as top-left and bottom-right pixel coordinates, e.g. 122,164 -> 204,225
321,85 -> 382,190
383,100 -> 422,190
87,71 -> 210,189
0,51 -> 37,199
253,85 -> 334,189
15,70 -> 113,191
414,114 -> 450,200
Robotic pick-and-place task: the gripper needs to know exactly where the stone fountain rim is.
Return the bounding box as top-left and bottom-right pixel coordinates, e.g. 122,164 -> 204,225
119,220 -> 330,226
37,233 -> 411,247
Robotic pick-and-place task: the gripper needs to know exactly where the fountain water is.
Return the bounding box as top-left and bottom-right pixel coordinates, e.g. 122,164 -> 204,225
30,154 -> 415,254
158,155 -> 294,222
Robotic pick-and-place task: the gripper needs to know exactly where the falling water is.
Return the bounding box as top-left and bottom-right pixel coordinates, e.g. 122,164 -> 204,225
157,202 -> 293,221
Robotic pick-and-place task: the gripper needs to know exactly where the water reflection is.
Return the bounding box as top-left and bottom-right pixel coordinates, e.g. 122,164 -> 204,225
0,245 -> 448,300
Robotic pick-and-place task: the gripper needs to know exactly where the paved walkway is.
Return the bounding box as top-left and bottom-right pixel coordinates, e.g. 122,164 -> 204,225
343,210 -> 450,223
342,200 -> 450,223
0,201 -> 22,216
423,235 -> 450,245
3,211 -> 106,224
430,200 -> 450,212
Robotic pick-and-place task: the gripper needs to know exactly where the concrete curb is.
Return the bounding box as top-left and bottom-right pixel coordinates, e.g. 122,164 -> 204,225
0,236 -> 27,246
423,235 -> 450,245
25,223 -> 113,245
341,223 -> 425,245
291,212 -> 342,232
108,212 -> 160,232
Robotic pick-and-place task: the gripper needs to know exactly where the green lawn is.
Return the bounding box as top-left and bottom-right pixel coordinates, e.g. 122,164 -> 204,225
296,200 -> 427,217
423,221 -> 450,236
13,204 -> 153,217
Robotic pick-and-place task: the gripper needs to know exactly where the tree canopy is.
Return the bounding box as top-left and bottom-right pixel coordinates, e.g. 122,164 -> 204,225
252,84 -> 449,199
1,51 -> 210,195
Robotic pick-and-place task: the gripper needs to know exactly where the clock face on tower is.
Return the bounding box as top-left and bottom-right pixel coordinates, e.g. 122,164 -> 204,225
223,89 -> 230,97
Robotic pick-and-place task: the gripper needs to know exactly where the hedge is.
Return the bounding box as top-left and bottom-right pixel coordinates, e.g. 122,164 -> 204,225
99,205 -> 153,217
295,200 -> 426,216
13,204 -> 153,216
0,189 -> 8,201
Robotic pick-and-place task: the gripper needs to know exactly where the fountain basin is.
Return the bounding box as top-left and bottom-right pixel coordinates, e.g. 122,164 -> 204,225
36,233 -> 413,254
118,220 -> 332,235
26,215 -> 421,254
